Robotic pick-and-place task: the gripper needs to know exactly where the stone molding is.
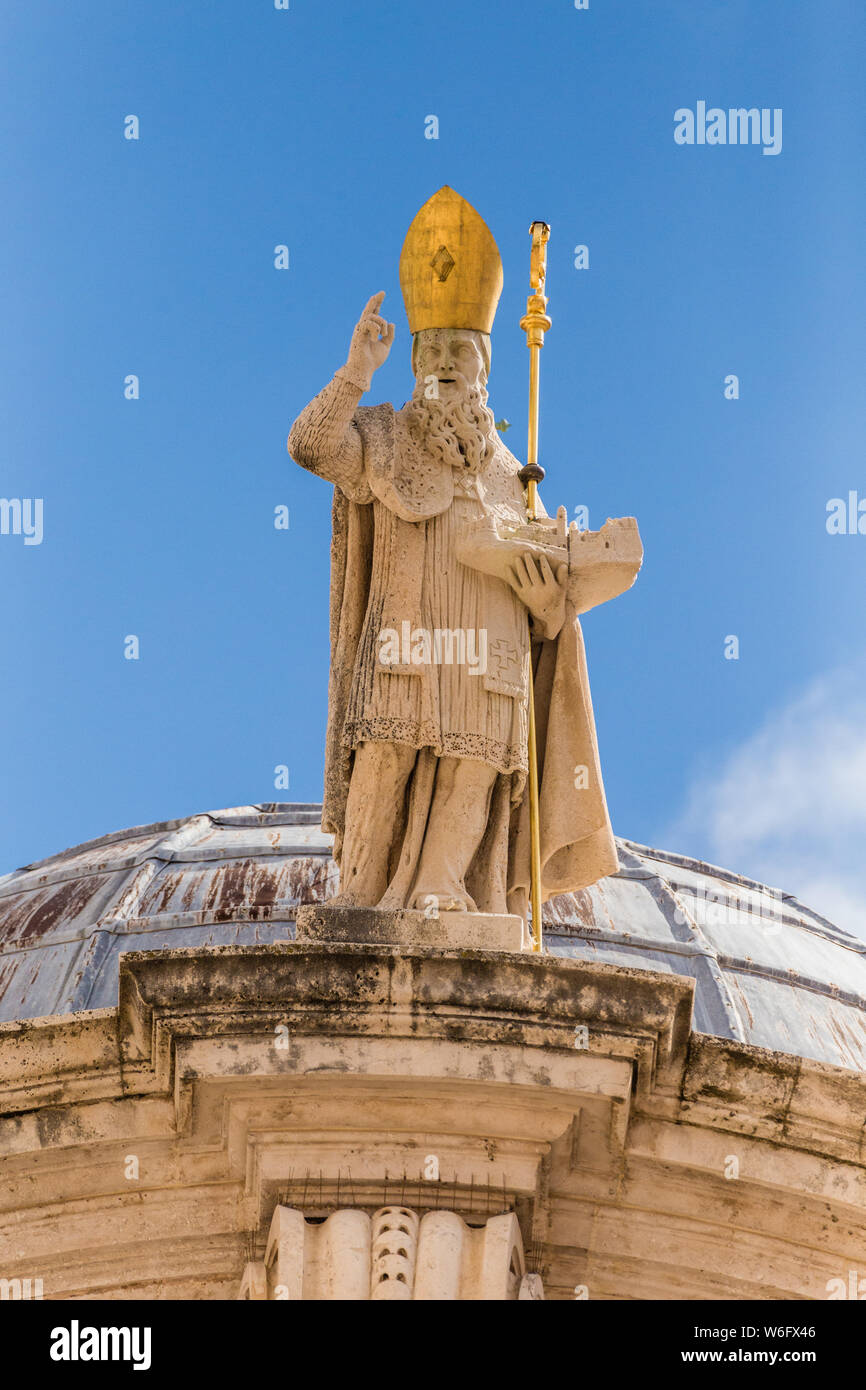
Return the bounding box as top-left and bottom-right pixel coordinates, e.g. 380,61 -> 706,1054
1,945 -> 865,1299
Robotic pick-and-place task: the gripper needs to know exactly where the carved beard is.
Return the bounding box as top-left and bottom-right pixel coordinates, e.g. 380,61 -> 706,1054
402,376 -> 498,474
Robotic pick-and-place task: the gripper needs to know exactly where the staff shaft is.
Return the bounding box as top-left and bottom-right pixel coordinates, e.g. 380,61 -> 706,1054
518,221 -> 552,952
526,345 -> 541,519
526,660 -> 543,951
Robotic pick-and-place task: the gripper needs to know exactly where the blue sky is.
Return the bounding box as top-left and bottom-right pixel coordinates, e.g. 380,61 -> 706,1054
2,1 -> 864,932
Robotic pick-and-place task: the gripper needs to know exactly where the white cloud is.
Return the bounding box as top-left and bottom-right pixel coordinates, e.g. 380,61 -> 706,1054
664,667 -> 866,939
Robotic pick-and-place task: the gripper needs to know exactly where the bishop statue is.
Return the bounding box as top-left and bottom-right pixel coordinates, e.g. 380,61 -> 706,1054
288,187 -> 641,937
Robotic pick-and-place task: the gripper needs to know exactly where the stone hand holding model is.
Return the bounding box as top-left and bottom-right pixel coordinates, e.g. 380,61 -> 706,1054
456,504 -> 642,627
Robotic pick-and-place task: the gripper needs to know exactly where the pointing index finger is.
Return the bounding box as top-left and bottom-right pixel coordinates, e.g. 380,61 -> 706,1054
362,291 -> 386,317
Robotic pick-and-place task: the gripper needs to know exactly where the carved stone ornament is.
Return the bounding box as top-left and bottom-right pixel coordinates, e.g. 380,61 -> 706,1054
238,1204 -> 544,1301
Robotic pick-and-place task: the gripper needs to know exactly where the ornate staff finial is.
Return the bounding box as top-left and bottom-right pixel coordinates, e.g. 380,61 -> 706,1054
518,221 -> 552,523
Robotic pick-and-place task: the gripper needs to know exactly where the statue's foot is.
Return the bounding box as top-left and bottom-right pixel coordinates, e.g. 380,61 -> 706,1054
410,889 -> 477,913
326,889 -> 376,909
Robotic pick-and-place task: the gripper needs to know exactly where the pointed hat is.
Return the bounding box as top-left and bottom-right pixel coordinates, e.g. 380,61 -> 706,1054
399,186 -> 503,336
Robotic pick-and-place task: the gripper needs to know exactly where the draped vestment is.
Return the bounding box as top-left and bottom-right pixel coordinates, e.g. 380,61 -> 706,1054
289,375 -> 619,915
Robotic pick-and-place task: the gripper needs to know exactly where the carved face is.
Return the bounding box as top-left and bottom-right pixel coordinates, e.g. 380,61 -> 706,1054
405,328 -> 498,474
412,329 -> 490,401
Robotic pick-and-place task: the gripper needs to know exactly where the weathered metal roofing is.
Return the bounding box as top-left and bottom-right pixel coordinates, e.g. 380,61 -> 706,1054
1,805 -> 864,1071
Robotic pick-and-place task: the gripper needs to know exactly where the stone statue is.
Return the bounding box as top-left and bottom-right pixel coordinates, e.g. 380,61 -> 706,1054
288,187 -> 641,936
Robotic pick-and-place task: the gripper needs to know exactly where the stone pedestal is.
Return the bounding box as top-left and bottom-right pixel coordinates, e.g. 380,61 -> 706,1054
295,903 -> 527,952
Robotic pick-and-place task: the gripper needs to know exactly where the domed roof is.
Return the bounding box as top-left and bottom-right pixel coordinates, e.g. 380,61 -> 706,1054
1,804 -> 865,1070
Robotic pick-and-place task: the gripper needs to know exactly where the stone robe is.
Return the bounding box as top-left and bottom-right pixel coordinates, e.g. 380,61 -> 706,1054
289,372 -> 619,916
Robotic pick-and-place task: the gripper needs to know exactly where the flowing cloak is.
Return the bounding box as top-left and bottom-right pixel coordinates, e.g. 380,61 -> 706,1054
321,420 -> 620,914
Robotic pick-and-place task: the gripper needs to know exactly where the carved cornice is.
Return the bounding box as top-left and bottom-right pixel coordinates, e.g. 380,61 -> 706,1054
0,944 -> 863,1166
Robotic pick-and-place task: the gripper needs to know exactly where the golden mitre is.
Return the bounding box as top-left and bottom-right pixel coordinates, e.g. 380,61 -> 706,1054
399,186 -> 503,336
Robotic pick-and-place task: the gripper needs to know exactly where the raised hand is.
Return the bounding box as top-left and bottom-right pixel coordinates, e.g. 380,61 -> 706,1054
345,291 -> 395,389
